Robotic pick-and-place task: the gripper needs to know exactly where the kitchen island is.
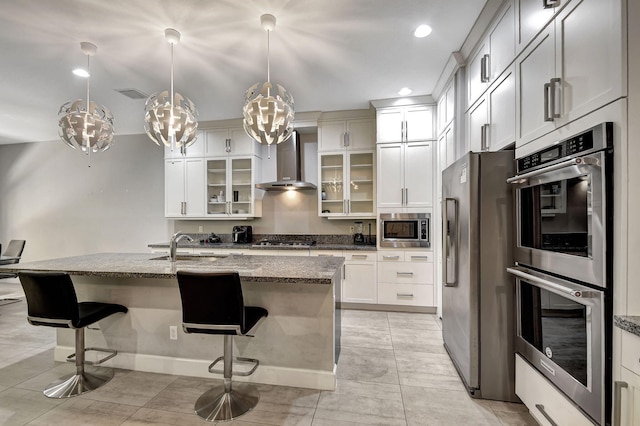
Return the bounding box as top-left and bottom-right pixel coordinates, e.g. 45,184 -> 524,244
0,253 -> 344,390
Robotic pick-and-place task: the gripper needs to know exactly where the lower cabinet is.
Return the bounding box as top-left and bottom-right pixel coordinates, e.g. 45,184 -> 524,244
376,250 -> 434,307
310,250 -> 377,304
617,330 -> 640,425
515,354 -> 593,426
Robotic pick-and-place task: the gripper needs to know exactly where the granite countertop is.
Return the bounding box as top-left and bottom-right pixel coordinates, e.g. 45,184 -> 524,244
147,242 -> 377,251
614,315 -> 640,337
0,253 -> 344,284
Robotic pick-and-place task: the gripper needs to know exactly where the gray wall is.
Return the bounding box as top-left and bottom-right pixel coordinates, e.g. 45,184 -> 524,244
0,134 -> 363,262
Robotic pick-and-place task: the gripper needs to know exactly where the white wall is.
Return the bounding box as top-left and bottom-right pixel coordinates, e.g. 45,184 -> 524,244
0,135 -> 169,261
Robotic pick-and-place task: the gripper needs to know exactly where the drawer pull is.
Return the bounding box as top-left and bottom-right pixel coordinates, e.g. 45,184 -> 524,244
410,255 -> 429,260
351,255 -> 368,260
318,254 -> 334,257
228,252 -> 243,256
397,272 -> 414,277
383,255 -> 400,260
397,293 -> 414,298
534,404 -> 558,426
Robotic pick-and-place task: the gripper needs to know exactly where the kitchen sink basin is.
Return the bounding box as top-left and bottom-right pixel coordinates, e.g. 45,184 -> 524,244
150,254 -> 227,261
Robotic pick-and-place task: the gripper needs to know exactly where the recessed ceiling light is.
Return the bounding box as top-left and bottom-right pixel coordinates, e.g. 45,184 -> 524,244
414,24 -> 432,38
398,87 -> 412,96
72,68 -> 90,78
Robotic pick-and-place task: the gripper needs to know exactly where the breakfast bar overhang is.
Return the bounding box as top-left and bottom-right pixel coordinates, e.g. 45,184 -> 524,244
0,253 -> 344,390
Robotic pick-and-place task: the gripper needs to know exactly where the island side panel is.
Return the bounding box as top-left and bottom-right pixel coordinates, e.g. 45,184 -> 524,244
55,275 -> 337,390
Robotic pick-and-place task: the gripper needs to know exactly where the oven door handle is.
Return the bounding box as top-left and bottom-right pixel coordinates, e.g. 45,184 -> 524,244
506,156 -> 599,184
507,266 -> 598,298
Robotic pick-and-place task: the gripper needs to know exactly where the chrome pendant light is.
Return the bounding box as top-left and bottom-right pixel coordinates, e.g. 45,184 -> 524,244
58,42 -> 115,165
144,28 -> 198,151
242,14 -> 295,158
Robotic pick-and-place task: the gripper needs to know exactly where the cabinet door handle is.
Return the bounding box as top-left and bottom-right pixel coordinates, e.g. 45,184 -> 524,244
401,121 -> 406,141
405,188 -> 409,205
481,54 -> 490,83
397,272 -> 414,277
397,293 -> 414,298
543,82 -> 553,122
181,201 -> 186,215
614,381 -> 628,426
180,144 -> 187,156
481,123 -> 490,151
543,0 -> 560,9
534,405 -> 558,426
225,138 -> 231,153
344,131 -> 350,147
549,77 -> 561,119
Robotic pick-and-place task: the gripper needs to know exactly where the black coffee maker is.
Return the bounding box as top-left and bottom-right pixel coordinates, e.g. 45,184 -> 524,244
353,221 -> 365,245
232,226 -> 252,244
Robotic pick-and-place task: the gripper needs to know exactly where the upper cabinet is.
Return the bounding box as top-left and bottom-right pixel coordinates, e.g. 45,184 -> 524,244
204,127 -> 261,157
319,151 -> 375,218
467,66 -> 516,152
165,157 -> 206,218
164,130 -> 205,159
206,157 -> 262,219
515,0 -> 564,54
515,0 -> 625,147
318,118 -> 375,152
466,2 -> 515,109
376,105 -> 434,143
437,80 -> 456,135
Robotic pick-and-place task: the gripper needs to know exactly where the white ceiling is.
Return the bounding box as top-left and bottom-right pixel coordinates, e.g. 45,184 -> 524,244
0,0 -> 487,145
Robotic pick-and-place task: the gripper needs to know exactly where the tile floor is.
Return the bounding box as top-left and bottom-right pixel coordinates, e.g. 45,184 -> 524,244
0,280 -> 537,425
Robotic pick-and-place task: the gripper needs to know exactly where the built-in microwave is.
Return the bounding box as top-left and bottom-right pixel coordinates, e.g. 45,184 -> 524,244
379,213 -> 430,248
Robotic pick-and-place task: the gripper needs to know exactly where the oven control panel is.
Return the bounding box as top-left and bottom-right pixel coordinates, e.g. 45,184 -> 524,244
517,122 -> 611,173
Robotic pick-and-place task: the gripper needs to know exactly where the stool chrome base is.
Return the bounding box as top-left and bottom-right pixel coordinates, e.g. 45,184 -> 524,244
195,382 -> 260,422
44,366 -> 114,398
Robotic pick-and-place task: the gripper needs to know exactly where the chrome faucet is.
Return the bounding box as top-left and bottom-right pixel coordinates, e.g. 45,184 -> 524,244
170,232 -> 194,262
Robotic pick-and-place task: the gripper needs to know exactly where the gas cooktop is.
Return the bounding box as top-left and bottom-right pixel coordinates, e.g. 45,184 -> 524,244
252,240 -> 317,247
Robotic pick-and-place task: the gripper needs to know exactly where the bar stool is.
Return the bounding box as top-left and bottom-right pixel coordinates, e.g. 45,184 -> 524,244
18,271 -> 128,398
176,270 -> 268,422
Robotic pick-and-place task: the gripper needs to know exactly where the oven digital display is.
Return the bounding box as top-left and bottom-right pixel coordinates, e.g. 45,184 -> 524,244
518,128 -> 596,172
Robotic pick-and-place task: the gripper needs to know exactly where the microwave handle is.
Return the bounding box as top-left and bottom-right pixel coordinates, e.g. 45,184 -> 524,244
506,156 -> 599,184
443,198 -> 457,287
507,266 -> 598,298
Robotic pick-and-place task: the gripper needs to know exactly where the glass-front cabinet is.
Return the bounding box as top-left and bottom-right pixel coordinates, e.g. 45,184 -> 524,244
319,151 -> 375,218
207,157 -> 261,218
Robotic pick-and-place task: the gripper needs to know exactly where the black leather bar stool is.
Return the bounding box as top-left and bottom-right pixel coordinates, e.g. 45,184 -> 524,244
177,270 -> 268,422
19,271 -> 128,398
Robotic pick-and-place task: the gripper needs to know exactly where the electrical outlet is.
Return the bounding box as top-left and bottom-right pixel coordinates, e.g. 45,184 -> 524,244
198,225 -> 204,233
169,325 -> 178,340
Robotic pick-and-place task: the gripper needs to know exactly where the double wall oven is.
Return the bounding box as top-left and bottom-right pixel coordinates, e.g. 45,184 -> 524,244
507,122 -> 613,425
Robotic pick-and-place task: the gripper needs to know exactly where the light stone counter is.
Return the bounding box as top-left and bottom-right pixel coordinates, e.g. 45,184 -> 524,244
1,253 -> 344,390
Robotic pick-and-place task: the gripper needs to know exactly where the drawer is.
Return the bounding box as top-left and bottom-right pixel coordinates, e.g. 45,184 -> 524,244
515,354 -> 593,426
377,252 -> 404,262
378,262 -> 433,284
377,283 -> 434,306
344,251 -> 376,262
310,250 -> 343,257
622,331 -> 640,376
405,252 -> 432,263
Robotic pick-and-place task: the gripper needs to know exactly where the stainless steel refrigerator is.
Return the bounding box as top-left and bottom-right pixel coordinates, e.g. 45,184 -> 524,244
441,150 -> 517,402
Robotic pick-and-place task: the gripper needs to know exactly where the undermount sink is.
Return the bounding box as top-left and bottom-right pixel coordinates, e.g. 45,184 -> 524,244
150,254 -> 227,261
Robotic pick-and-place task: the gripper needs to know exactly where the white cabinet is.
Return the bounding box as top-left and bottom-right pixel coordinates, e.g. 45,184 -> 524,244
438,123 -> 456,171
205,127 -> 261,157
376,105 -> 434,143
318,118 -> 375,152
515,354 -> 593,425
343,251 -> 377,304
376,251 -> 434,307
515,0 -> 625,147
319,151 -> 375,218
618,368 -> 640,426
437,80 -> 456,135
206,157 -> 262,219
164,130 -> 205,159
377,141 -> 433,209
515,0 -> 563,54
466,2 -> 515,108
467,67 -> 516,152
165,158 -> 206,218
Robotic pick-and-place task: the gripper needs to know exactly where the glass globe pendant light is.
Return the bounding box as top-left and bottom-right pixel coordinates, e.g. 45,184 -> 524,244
242,14 -> 295,158
58,42 -> 115,166
144,28 -> 198,152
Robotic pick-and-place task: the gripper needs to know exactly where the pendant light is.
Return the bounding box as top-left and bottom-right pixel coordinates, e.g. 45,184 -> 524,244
58,42 -> 115,165
144,28 -> 198,152
242,14 -> 295,158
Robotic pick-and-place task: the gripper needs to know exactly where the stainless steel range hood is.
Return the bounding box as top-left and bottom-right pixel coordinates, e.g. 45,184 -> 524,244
256,130 -> 317,191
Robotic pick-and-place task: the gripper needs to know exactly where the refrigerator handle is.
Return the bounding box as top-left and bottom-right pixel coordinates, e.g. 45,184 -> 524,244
443,198 -> 458,287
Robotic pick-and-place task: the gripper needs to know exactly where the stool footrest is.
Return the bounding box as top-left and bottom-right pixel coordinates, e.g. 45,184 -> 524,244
208,356 -> 259,377
66,347 -> 118,366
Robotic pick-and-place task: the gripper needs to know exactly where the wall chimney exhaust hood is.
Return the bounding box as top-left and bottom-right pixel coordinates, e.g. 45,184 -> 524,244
256,130 -> 317,191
